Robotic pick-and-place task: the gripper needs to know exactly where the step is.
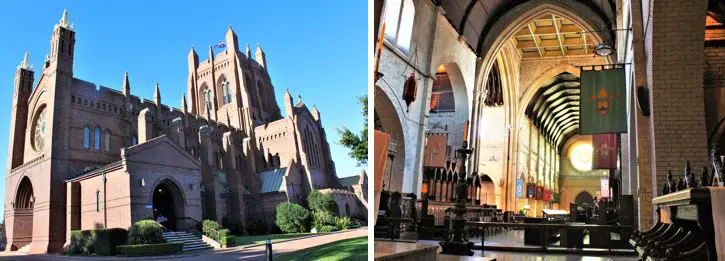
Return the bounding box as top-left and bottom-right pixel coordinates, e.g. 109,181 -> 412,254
162,232 -> 213,252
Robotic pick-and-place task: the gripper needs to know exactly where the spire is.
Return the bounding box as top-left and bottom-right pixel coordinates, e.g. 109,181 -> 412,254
122,71 -> 131,96
208,45 -> 214,61
17,51 -> 32,70
245,44 -> 251,58
283,89 -> 294,117
311,105 -> 321,122
154,81 -> 161,105
182,92 -> 188,113
55,9 -> 74,31
255,43 -> 267,68
297,94 -> 302,104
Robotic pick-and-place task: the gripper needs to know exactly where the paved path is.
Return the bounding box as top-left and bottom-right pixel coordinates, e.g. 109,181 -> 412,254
0,228 -> 368,261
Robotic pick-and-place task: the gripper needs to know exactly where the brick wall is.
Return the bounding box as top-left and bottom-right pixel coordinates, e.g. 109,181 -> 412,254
648,0 -> 709,190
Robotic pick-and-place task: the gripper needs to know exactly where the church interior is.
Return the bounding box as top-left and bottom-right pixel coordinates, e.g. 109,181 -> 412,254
373,0 -> 725,260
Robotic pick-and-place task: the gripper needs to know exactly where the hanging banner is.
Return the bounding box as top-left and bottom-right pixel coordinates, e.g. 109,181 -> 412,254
580,67 -> 627,134
423,134 -> 447,167
516,179 -> 524,198
592,133 -> 617,169
526,183 -> 536,198
543,189 -> 551,201
536,186 -> 544,200
552,193 -> 561,204
600,177 -> 610,198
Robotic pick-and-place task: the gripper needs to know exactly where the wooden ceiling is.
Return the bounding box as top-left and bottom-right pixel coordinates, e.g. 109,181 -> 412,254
514,14 -> 599,58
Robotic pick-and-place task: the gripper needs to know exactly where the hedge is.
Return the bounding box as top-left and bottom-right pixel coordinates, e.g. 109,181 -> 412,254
68,230 -> 96,255
116,242 -> 183,256
220,235 -> 235,247
275,202 -> 311,233
94,228 -> 128,255
68,228 -> 128,256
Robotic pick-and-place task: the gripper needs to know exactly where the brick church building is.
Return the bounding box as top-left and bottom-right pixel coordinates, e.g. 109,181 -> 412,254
4,10 -> 362,253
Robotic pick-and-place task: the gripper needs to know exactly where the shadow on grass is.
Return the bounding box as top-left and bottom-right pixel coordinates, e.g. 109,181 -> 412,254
275,236 -> 367,261
232,233 -> 315,246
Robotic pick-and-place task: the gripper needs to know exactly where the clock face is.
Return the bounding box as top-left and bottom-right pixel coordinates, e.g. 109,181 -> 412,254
32,108 -> 46,151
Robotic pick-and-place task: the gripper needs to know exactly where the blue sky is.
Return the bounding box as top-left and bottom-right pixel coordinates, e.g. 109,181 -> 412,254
0,1 -> 367,215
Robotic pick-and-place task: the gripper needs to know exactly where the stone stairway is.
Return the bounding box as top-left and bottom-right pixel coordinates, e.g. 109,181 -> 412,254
162,231 -> 213,252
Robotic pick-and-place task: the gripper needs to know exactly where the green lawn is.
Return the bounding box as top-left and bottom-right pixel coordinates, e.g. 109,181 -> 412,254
276,236 -> 368,261
232,233 -> 314,246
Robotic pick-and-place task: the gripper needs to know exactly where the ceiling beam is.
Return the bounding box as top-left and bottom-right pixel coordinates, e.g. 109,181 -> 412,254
553,14 -> 565,56
527,24 -> 543,57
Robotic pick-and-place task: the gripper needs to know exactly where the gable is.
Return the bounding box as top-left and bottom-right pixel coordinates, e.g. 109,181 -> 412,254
124,136 -> 200,169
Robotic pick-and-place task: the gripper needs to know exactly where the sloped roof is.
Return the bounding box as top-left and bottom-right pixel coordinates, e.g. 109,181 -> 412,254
258,168 -> 287,193
339,176 -> 359,187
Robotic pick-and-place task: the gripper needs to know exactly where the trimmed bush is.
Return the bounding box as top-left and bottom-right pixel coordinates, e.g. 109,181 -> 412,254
308,190 -> 338,214
275,202 -> 311,233
335,216 -> 352,231
128,220 -> 165,245
116,242 -> 183,256
222,216 -> 245,235
312,210 -> 336,230
94,228 -> 128,255
318,225 -> 338,233
68,230 -> 96,255
220,235 -> 235,247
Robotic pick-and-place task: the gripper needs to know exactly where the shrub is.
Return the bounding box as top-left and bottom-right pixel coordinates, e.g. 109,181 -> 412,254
68,230 -> 96,255
335,216 -> 352,231
128,220 -> 165,245
94,228 -> 128,255
312,210 -> 336,230
220,235 -> 235,247
246,217 -> 268,235
202,219 -> 228,242
275,202 -> 310,233
318,225 -> 338,233
308,190 -> 338,214
222,216 -> 244,235
116,242 -> 183,256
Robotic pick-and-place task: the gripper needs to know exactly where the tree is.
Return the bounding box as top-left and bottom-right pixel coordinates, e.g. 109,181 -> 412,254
275,202 -> 311,233
338,95 -> 368,166
308,190 -> 338,214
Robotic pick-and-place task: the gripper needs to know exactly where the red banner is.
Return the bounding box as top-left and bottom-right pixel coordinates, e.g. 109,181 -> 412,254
543,189 -> 552,201
592,133 -> 617,169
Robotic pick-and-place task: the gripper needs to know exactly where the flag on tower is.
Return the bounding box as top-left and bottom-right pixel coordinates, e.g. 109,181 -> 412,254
580,67 -> 627,134
213,41 -> 226,49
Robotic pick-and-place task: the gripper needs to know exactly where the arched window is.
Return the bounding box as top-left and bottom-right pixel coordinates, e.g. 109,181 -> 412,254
429,65 -> 455,113
94,127 -> 101,151
221,79 -> 232,105
383,0 -> 415,53
131,135 -> 138,146
83,127 -> 90,150
204,88 -> 213,111
104,130 -> 111,152
96,190 -> 100,212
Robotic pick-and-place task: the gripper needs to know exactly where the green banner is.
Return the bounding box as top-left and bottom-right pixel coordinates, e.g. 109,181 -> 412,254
580,68 -> 627,134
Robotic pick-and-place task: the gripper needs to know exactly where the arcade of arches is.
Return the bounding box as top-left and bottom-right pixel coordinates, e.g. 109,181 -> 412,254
374,0 -> 725,245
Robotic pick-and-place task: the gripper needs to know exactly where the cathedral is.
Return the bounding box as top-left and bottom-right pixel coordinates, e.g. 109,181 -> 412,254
3,10 -> 362,253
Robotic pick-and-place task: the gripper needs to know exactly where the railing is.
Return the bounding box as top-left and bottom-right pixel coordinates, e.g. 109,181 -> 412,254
175,216 -> 203,233
466,221 -> 635,255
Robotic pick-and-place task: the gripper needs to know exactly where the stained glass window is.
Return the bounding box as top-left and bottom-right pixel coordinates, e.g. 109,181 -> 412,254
33,108 -> 47,151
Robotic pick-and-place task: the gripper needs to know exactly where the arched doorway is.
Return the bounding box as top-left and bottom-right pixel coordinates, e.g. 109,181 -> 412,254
374,86 -> 406,193
479,175 -> 495,206
12,176 -> 34,250
574,191 -> 594,205
152,180 -> 184,231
